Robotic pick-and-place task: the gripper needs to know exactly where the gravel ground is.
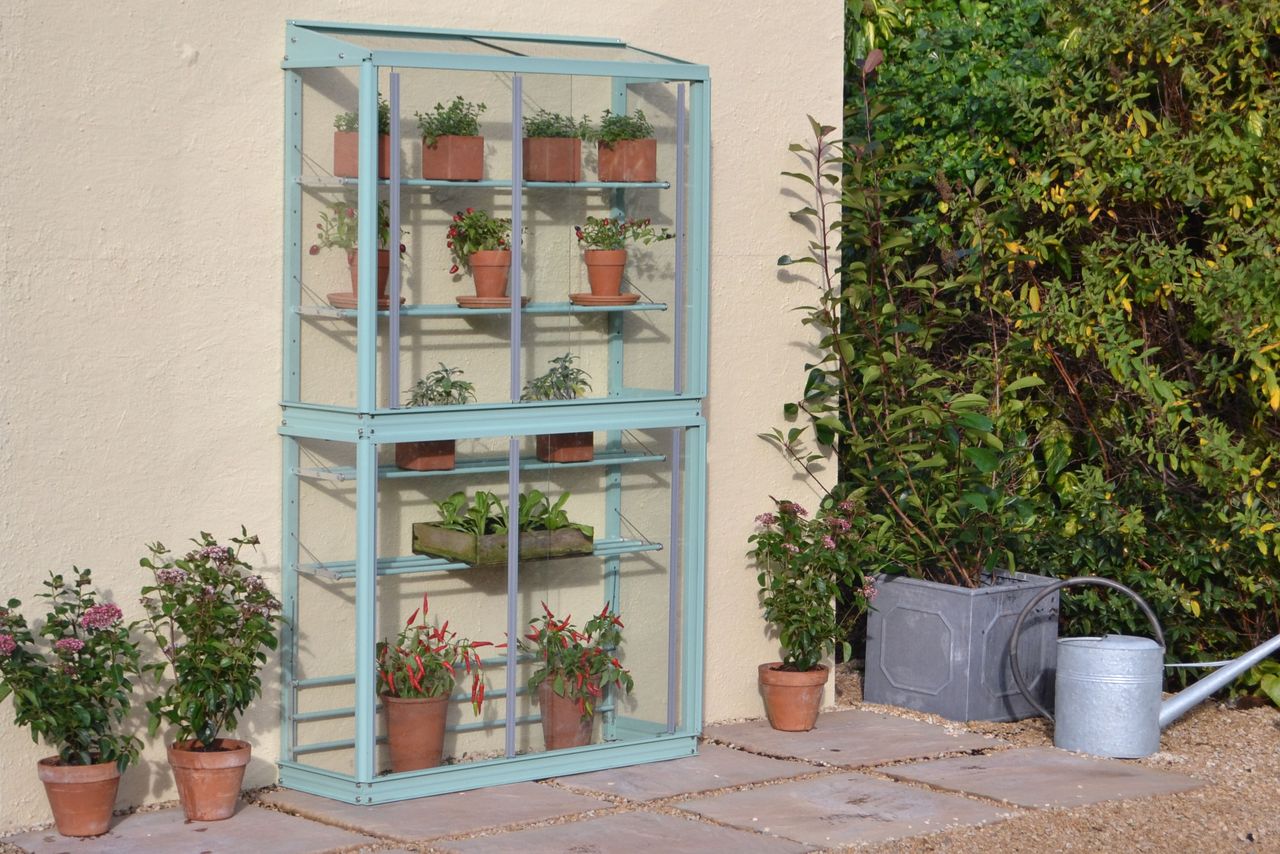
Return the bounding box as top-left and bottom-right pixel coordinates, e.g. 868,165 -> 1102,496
834,664 -> 1280,853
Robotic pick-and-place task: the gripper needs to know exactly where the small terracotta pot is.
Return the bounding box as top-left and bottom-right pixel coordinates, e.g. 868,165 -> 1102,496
536,432 -> 594,463
37,757 -> 120,837
583,249 -> 627,297
597,138 -> 657,182
167,738 -> 251,821
395,439 -> 456,471
523,137 -> 581,182
333,131 -> 391,179
758,662 -> 829,732
538,681 -> 593,750
346,249 -> 391,299
383,694 -> 450,773
468,249 -> 512,298
423,135 -> 484,180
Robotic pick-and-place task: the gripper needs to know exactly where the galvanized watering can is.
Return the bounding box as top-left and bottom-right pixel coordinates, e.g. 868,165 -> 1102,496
1010,577 -> 1280,758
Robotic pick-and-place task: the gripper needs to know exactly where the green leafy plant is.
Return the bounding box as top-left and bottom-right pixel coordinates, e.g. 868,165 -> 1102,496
139,529 -> 283,749
588,109 -> 653,145
446,207 -> 512,274
520,602 -> 633,720
523,109 -> 589,139
430,490 -> 594,539
574,216 -> 672,251
0,569 -> 143,769
521,352 -> 592,401
416,96 -> 485,146
405,364 -> 476,408
1236,660 -> 1280,708
376,593 -> 494,711
308,199 -> 406,255
334,96 -> 391,134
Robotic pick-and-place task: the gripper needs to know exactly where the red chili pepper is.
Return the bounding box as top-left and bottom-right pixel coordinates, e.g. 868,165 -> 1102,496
405,608 -> 419,627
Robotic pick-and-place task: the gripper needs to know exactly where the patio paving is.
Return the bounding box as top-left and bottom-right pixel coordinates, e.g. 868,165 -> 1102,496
553,743 -> 814,800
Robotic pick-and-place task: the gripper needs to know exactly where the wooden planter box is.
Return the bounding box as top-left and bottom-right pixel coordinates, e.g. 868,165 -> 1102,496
412,523 -> 593,567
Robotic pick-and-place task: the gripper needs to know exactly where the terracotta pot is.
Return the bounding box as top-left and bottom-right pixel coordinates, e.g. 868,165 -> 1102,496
468,249 -> 511,298
395,439 -> 456,471
423,135 -> 484,180
346,249 -> 391,299
382,694 -> 450,773
583,249 -> 627,297
758,662 -> 829,732
538,681 -> 593,750
167,738 -> 251,821
37,757 -> 120,837
523,137 -> 581,182
597,138 -> 657,182
536,432 -> 594,463
333,131 -> 391,179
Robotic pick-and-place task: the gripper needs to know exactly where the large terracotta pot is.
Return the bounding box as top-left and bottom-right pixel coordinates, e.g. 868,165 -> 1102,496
535,432 -> 594,463
583,249 -> 627,297
758,662 -> 829,732
167,738 -> 251,822
538,681 -> 593,750
523,137 -> 581,182
346,249 -> 391,299
423,135 -> 484,180
597,138 -> 657,182
395,439 -> 456,472
333,131 -> 391,179
383,694 -> 449,772
37,757 -> 120,837
468,249 -> 512,298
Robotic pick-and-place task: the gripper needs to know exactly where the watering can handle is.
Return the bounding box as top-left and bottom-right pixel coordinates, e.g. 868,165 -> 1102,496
1009,576 -> 1166,722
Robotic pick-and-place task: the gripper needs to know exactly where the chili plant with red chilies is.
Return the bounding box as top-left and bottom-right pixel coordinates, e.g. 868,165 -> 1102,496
375,593 -> 496,713
520,602 -> 633,720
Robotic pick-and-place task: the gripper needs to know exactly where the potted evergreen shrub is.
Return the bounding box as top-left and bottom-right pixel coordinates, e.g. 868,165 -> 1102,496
589,109 -> 657,182
308,198 -> 406,305
412,489 -> 594,566
139,530 -> 283,821
522,109 -> 588,182
521,353 -> 594,462
573,216 -> 672,301
417,96 -> 485,180
0,569 -> 143,837
396,364 -> 476,471
748,498 -> 872,731
376,594 -> 492,772
446,207 -> 513,302
333,95 -> 392,179
520,603 -> 633,750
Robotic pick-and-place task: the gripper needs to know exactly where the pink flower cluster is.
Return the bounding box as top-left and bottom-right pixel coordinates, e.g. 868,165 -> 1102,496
0,634 -> 15,656
54,637 -> 85,654
197,545 -> 233,565
755,512 -> 778,527
861,578 -> 878,602
156,567 -> 188,585
80,602 -> 123,630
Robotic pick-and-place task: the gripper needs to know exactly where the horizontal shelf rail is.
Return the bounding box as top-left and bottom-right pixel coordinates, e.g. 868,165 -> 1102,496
296,300 -> 667,319
297,176 -> 670,190
297,447 -> 667,482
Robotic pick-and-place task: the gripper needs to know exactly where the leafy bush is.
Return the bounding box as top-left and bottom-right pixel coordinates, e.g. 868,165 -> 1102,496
588,109 -> 654,145
523,109 -> 589,139
416,96 -> 485,146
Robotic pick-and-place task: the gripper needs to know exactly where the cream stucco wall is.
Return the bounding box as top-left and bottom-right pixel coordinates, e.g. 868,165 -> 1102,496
0,1 -> 841,831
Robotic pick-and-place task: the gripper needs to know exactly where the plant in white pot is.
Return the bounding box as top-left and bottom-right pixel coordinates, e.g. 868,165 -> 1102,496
397,364 -> 476,471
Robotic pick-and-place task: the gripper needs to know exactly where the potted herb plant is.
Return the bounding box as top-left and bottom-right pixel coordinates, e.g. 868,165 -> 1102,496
522,109 -> 588,182
573,216 -> 673,300
139,529 -> 283,821
377,594 -> 492,772
447,207 -> 513,301
397,364 -> 476,471
521,352 -> 594,462
0,569 -> 143,837
308,198 -> 406,304
748,497 -> 872,731
589,108 -> 657,182
412,489 -> 594,566
417,96 -> 485,181
520,603 -> 633,750
333,95 -> 392,179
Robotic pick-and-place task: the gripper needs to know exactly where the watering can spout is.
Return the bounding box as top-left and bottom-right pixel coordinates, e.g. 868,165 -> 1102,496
1158,633 -> 1280,730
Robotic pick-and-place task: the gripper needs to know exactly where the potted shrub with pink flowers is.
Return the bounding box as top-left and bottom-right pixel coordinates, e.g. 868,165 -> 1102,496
573,215 -> 672,303
447,207 -> 514,303
0,568 -> 143,837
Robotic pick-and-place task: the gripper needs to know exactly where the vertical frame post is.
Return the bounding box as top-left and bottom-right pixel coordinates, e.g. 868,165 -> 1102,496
353,431 -> 379,785
681,421 -> 707,733
687,81 -> 711,398
673,83 -> 687,395
666,428 -> 683,731
388,71 -> 402,408
355,61 -> 379,413
504,74 -> 525,760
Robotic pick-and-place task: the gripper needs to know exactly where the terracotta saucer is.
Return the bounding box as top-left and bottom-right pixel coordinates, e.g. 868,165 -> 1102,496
326,293 -> 405,309
569,292 -> 641,306
456,295 -> 533,309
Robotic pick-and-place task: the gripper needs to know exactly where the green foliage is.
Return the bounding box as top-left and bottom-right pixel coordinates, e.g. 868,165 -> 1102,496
334,96 -> 391,134
405,363 -> 476,408
521,352 -> 592,401
309,199 -> 403,254
519,602 -> 633,720
588,109 -> 654,145
446,207 -> 512,273
0,569 -> 143,769
1237,659 -> 1280,707
523,109 -> 589,139
140,530 -> 283,749
376,593 -> 493,711
430,490 -> 594,539
416,96 -> 485,146
573,216 -> 673,251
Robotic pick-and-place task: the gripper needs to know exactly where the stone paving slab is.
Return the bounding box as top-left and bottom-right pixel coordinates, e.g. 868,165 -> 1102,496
256,781 -> 608,841
554,744 -> 815,801
885,746 -> 1203,809
676,772 -> 1013,847
2,803 -> 375,854
704,709 -> 1005,767
439,809 -> 813,853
